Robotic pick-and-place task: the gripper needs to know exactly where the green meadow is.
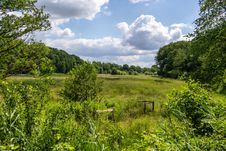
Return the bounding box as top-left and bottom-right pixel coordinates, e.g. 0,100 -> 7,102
5,74 -> 185,129
1,74 -> 226,150
4,74 -> 226,132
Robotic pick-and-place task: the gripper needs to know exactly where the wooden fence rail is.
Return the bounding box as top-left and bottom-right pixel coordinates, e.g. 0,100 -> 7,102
94,108 -> 115,121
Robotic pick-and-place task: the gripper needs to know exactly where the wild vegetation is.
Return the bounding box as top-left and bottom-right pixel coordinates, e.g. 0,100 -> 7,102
1,71 -> 225,150
156,0 -> 226,92
0,0 -> 225,150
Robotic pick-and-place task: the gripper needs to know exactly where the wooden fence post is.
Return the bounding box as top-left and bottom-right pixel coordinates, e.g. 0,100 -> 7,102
140,101 -> 155,114
143,102 -> 147,113
151,101 -> 154,112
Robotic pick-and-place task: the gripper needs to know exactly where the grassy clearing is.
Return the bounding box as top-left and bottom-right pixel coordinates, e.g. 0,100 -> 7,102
4,74 -> 226,131
96,74 -> 185,129
3,74 -> 185,130
1,74 -> 226,150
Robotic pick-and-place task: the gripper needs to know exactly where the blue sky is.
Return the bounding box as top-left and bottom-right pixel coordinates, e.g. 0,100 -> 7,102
36,0 -> 200,67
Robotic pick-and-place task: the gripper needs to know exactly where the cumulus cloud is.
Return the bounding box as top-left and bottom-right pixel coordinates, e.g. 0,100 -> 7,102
41,35 -> 158,67
116,22 -> 129,33
36,13 -> 191,67
170,23 -> 193,29
117,15 -> 190,50
37,0 -> 109,21
44,37 -> 153,57
35,0 -> 110,46
52,27 -> 75,38
35,24 -> 75,40
129,0 -> 150,4
35,0 -> 109,45
170,28 -> 182,41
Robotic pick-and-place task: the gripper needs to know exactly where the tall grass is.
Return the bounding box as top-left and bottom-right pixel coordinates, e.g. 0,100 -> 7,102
4,74 -> 185,130
1,74 -> 225,150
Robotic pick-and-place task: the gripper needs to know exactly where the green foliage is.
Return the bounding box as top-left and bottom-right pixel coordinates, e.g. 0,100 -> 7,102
93,61 -> 154,75
166,80 -> 215,135
191,22 -> 226,91
155,0 -> 226,92
0,0 -> 51,78
0,42 -> 54,78
158,81 -> 225,150
194,0 -> 226,34
48,47 -> 83,73
62,63 -> 102,102
1,74 -> 225,150
156,41 -> 191,78
126,80 -> 226,150
0,0 -> 50,54
0,78 -> 52,150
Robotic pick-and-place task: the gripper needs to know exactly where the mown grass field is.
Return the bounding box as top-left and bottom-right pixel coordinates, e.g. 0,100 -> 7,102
4,74 -> 186,130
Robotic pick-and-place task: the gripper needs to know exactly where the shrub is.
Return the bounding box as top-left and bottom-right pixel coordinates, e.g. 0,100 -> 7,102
0,79 -> 52,150
62,63 -> 102,102
129,80 -> 226,150
165,80 -> 214,136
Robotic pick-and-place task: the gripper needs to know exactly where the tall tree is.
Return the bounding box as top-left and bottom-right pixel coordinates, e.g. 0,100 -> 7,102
48,47 -> 83,73
0,0 -> 50,55
194,0 -> 226,34
192,0 -> 226,91
0,42 -> 54,77
156,41 -> 191,78
0,0 -> 51,78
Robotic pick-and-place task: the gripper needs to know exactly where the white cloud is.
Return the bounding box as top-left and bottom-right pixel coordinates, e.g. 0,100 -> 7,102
35,0 -> 109,45
36,14 -> 191,67
44,37 -> 153,57
41,35 -> 158,67
37,0 -> 109,22
129,0 -> 150,4
7,11 -> 23,17
170,23 -> 193,29
35,23 -> 75,40
128,0 -> 159,4
117,15 -> 185,50
170,28 -> 182,41
116,22 -> 129,33
82,54 -> 156,67
52,27 -> 75,38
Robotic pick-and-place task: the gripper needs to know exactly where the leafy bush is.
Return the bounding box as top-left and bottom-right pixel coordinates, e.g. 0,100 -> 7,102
165,80 -> 214,136
127,80 -> 226,150
0,79 -> 52,150
62,63 -> 102,102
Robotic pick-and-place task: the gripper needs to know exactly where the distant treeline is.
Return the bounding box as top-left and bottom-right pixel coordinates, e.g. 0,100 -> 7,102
0,42 -> 156,76
156,22 -> 226,92
93,62 -> 157,75
49,47 -> 157,75
48,47 -> 83,73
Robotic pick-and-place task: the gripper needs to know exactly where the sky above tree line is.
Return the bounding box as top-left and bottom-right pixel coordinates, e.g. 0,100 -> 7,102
35,0 -> 199,67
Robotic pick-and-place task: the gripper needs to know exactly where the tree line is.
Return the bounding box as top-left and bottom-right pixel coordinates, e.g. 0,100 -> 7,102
0,41 -> 156,76
93,61 -> 157,75
48,47 -> 83,73
155,0 -> 226,92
